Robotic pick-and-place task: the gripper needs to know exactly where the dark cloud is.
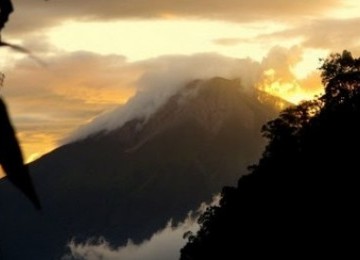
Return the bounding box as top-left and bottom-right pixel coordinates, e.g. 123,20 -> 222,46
6,0 -> 341,35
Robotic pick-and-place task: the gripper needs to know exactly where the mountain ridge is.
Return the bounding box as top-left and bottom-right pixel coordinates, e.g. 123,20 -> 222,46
49,77 -> 287,154
0,77 -> 283,259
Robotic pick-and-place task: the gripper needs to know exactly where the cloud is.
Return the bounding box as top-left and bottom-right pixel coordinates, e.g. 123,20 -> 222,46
261,45 -> 303,81
62,195 -> 220,260
256,46 -> 324,103
3,46 -> 326,160
4,53 -> 137,131
65,46 -> 331,143
213,38 -> 243,47
2,51 -> 140,160
3,51 -> 262,156
7,0 -> 341,35
255,18 -> 360,53
64,53 -> 262,143
65,221 -> 194,260
296,19 -> 360,52
65,45 -> 328,142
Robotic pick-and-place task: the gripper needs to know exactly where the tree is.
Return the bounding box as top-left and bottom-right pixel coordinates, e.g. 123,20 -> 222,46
180,51 -> 360,259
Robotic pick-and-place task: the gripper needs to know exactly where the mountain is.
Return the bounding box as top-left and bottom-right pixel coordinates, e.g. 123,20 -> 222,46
180,52 -> 360,259
0,77 -> 283,259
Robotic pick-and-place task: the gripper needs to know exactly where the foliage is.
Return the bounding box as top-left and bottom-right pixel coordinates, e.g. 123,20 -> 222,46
180,50 -> 360,259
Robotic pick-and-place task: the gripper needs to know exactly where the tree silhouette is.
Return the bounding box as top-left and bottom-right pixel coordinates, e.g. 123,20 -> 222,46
180,50 -> 360,259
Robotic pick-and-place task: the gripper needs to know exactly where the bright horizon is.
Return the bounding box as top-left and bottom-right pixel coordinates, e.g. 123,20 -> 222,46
1,0 -> 360,175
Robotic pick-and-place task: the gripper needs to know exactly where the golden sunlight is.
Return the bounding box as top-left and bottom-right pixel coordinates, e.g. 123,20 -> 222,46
26,153 -> 41,163
326,0 -> 360,19
46,19 -> 290,61
291,49 -> 329,79
17,131 -> 58,163
259,48 -> 327,105
258,69 -> 322,104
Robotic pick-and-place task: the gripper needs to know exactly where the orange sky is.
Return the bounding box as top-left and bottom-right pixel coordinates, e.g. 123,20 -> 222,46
1,0 -> 360,176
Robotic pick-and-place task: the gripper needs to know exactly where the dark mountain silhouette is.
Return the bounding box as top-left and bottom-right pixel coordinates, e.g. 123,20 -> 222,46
0,98 -> 41,209
0,77 -> 282,259
180,51 -> 360,259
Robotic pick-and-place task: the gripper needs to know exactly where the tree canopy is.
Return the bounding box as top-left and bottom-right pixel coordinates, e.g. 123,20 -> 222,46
180,50 -> 360,259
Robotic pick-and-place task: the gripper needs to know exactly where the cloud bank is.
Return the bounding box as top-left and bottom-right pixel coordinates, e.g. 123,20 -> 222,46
9,0 -> 341,35
63,195 -> 220,260
1,0 -> 357,166
4,46 -> 324,160
2,51 -> 139,160
65,220 -> 194,260
257,18 -> 360,54
65,45 -> 325,143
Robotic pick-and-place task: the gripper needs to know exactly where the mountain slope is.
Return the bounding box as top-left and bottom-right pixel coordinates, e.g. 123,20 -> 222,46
0,77 -> 282,259
180,60 -> 360,259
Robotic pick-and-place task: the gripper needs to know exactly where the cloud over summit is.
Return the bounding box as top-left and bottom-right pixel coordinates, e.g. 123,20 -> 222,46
64,53 -> 262,143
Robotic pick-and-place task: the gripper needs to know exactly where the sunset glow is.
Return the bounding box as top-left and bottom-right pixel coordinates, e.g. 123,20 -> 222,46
0,0 -> 359,170
1,3 -> 360,260
258,69 -> 323,104
46,19 -> 288,62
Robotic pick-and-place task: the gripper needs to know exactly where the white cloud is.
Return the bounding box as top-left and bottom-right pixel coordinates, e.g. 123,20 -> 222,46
64,221 -> 194,260
63,53 -> 262,143
62,195 -> 220,260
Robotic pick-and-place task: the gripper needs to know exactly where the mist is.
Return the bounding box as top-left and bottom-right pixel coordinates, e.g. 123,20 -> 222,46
62,195 -> 220,260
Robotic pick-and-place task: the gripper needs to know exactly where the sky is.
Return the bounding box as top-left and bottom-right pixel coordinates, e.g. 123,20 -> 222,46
1,0 -> 360,172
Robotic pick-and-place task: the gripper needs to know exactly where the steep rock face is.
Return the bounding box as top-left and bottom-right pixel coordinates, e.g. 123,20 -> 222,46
0,77 -> 280,259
